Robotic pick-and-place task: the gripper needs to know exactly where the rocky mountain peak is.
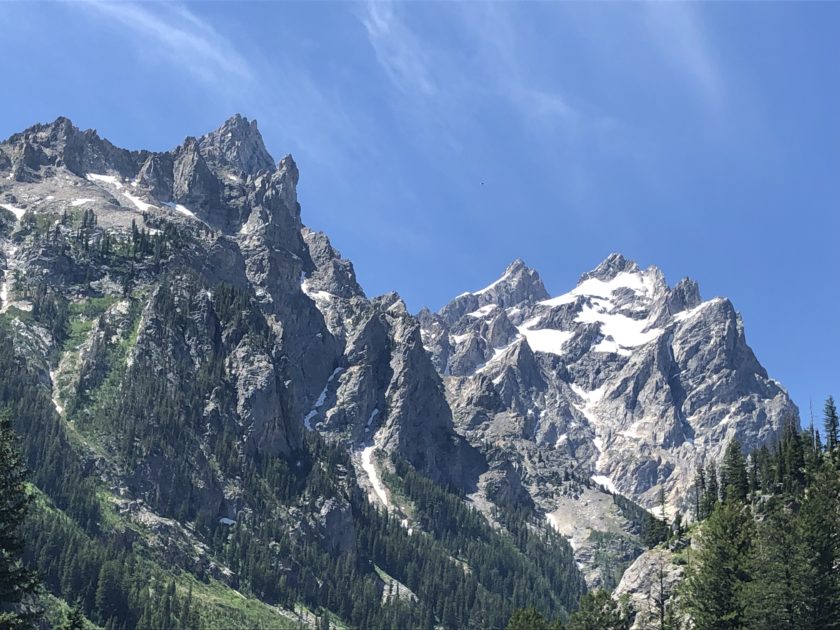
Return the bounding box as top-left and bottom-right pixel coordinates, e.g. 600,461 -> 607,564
423,243 -> 797,525
278,154 -> 299,185
436,258 -> 548,326
579,252 -> 640,283
197,114 -> 275,176
670,277 -> 701,310
505,257 -> 528,274
36,116 -> 77,144
4,115 -> 78,146
2,116 -> 139,181
302,228 -> 365,299
474,258 -> 549,307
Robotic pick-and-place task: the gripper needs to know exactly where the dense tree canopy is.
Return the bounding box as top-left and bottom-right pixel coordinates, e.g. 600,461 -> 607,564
683,401 -> 840,630
0,411 -> 39,628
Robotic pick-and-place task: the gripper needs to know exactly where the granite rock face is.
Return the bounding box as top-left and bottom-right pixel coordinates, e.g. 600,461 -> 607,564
422,253 -> 798,520
614,546 -> 685,629
299,236 -> 482,489
0,115 -> 479,530
197,113 -> 275,177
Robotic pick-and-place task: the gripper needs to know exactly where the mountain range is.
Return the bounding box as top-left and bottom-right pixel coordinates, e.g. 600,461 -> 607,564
0,115 -> 799,628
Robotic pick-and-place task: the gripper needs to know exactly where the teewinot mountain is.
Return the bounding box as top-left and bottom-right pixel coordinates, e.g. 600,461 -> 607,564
0,116 -> 797,628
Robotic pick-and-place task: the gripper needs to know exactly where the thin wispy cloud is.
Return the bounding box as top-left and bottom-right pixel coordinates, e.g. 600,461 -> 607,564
360,1 -> 578,139
459,3 -> 579,129
644,4 -> 724,110
361,2 -> 437,97
79,0 -> 254,85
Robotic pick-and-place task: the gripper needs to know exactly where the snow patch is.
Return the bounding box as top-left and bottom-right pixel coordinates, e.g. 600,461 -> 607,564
123,192 -> 156,212
301,277 -> 337,303
450,333 -> 471,345
516,317 -> 572,355
162,201 -> 197,218
570,383 -> 613,474
307,289 -> 334,302
540,293 -> 578,308
70,198 -> 94,207
0,204 -> 25,220
591,475 -> 619,495
576,271 -> 650,300
570,383 -> 606,406
518,327 -> 573,355
466,304 -> 498,318
673,298 -> 722,322
540,270 -> 659,308
86,173 -> 123,189
576,304 -> 662,353
218,517 -> 236,526
303,368 -> 343,430
362,442 -> 390,508
50,370 -> 63,415
592,338 -> 632,357
475,341 -> 520,373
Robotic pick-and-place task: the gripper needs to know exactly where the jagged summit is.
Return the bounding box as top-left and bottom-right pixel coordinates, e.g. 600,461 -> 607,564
437,258 -> 549,326
0,116 -> 141,181
473,258 -> 543,293
422,245 -> 796,529
579,252 -> 639,283
0,114 -> 278,185
3,115 -> 84,145
197,114 -> 275,176
0,114 -> 301,232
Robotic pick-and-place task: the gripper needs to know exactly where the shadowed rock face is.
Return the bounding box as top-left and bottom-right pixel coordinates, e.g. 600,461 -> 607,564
298,234 -> 484,489
422,254 -> 798,519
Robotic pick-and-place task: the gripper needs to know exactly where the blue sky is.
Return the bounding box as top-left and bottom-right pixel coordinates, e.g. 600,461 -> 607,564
1,1 -> 837,419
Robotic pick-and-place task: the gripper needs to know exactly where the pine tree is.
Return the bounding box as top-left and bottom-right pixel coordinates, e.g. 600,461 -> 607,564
824,397 -> 839,455
58,602 -> 86,630
794,462 -> 840,629
756,445 -> 773,493
694,464 -> 707,520
703,462 -> 719,517
782,418 -> 806,494
94,561 -> 124,625
741,505 -> 800,629
567,590 -> 631,630
747,454 -> 759,499
0,411 -> 39,629
683,501 -> 754,629
506,607 -> 550,630
720,438 -> 748,504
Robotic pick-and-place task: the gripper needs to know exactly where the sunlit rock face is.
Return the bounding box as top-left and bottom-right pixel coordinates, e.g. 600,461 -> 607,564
422,252 -> 797,520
